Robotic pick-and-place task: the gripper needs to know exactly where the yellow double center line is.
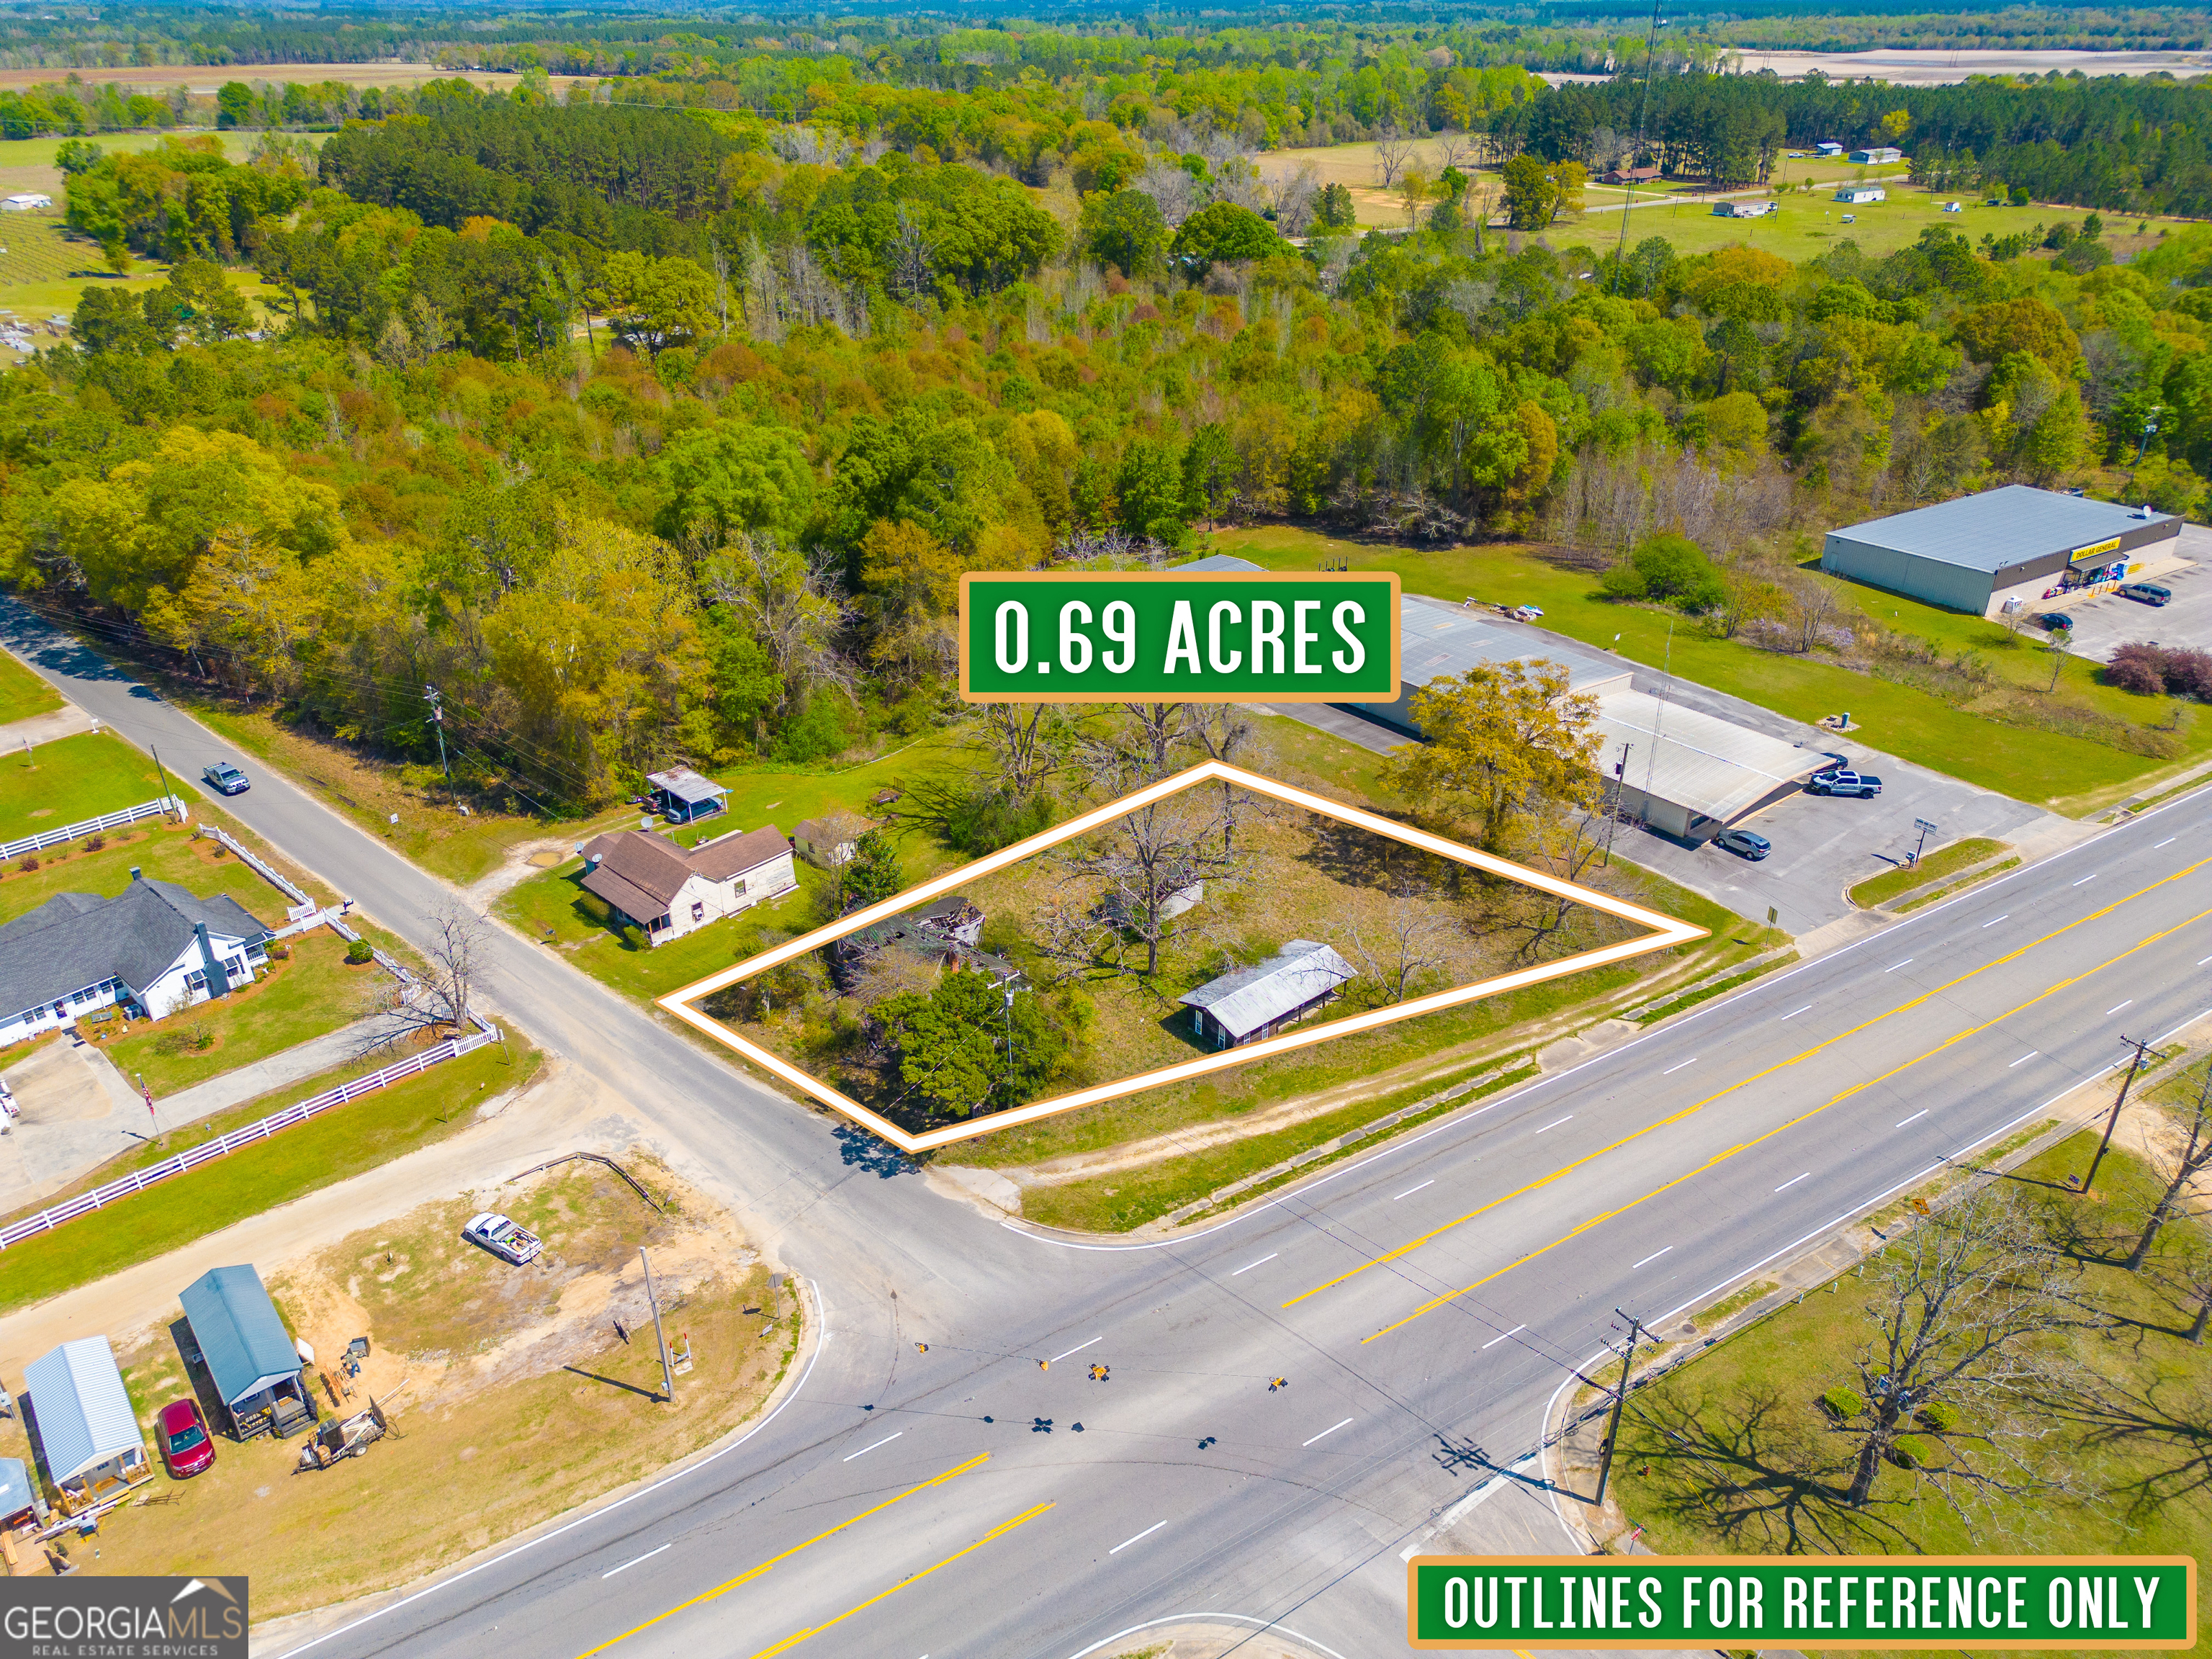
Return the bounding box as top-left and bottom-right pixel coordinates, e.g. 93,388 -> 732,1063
1272,855 -> 2212,1331
577,1453 -> 991,1658
1360,902 -> 2212,1344
749,1502 -> 1056,1658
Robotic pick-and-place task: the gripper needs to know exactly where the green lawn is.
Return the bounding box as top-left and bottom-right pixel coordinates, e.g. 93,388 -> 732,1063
0,645 -> 60,726
1206,527 -> 2205,814
1608,1133 -> 2211,1650
0,1038 -> 539,1316
1544,175 -> 2154,268
0,728 -> 195,840
98,930 -> 374,1096
0,817 -> 306,927
1848,837 -> 2008,908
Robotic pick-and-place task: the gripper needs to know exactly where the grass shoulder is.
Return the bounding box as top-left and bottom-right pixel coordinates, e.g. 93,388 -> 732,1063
1606,1133 -> 2212,1595
0,728 -> 197,841
1848,837 -> 2009,908
0,1037 -> 540,1316
0,641 -> 61,725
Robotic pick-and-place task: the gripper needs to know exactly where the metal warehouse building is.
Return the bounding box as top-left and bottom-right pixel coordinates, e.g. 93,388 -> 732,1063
1822,486 -> 2181,619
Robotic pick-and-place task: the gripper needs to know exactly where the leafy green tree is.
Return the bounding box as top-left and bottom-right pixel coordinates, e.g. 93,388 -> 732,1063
655,426 -> 815,546
71,285 -> 160,355
1380,662 -> 1600,849
54,138 -> 102,174
1115,438 -> 1187,543
1501,153 -> 1557,230
1079,189 -> 1166,279
840,827 -> 904,912
1313,182 -> 1356,231
215,81 -> 256,130
598,251 -> 717,359
1601,532 -> 1728,611
701,610 -> 784,752
1181,423 -> 1238,528
872,969 -> 1066,1119
145,257 -> 253,346
1169,202 -> 1282,274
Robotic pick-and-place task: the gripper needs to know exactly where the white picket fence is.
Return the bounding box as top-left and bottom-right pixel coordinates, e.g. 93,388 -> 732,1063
0,796 -> 187,862
0,1028 -> 497,1249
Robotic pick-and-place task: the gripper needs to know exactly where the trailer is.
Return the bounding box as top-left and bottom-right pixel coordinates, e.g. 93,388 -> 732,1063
295,1400 -> 390,1473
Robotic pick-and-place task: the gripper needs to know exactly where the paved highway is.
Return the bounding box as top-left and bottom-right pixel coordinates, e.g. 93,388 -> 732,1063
5,599 -> 2208,1659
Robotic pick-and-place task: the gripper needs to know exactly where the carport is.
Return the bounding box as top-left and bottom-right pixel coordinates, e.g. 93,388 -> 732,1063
179,1264 -> 316,1440
1593,691 -> 1829,840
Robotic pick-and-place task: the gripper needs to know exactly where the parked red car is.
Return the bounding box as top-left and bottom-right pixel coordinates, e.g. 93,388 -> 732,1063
158,1399 -> 215,1479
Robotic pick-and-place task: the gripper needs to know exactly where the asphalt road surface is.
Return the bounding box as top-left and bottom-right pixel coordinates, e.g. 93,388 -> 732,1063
5,598 -> 2209,1659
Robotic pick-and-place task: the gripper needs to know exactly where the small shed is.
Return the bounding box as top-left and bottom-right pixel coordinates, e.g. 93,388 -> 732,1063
792,812 -> 877,868
644,767 -> 729,824
22,1336 -> 151,1514
1179,940 -> 1357,1050
0,1456 -> 45,1530
179,1264 -> 316,1440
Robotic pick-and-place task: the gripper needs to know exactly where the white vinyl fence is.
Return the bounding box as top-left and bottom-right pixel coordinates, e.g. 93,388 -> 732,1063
0,796 -> 186,861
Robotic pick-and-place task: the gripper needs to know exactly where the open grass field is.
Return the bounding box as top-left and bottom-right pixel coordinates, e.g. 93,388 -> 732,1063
0,1037 -> 538,1316
100,930 -> 374,1096
1543,176 -> 2167,266
0,816 -> 321,927
0,643 -> 60,725
0,728 -> 196,840
1607,1133 -> 2211,1650
0,212 -> 292,358
1206,524 -> 2208,814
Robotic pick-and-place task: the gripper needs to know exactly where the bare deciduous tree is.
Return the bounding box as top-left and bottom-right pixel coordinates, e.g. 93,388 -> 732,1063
1269,162 -> 1321,238
1041,783 -> 1241,979
2126,1067 -> 2212,1270
1180,704 -> 1255,850
1347,887 -> 1453,1005
358,904 -> 490,1053
1785,572 -> 1840,655
1830,1186 -> 2085,1518
1372,127 -> 1416,188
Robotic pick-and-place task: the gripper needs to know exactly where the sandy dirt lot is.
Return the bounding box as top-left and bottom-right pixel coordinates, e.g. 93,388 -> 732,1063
4,1130 -> 800,1619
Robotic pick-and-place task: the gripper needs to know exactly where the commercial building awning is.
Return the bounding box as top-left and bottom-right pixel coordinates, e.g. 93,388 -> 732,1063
1592,691 -> 1827,826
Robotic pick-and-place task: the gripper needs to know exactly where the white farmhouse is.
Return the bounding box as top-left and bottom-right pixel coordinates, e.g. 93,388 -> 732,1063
0,874 -> 273,1048
580,823 -> 796,946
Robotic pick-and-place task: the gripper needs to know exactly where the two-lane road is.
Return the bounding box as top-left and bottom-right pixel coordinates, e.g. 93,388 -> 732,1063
4,599 -> 2206,1659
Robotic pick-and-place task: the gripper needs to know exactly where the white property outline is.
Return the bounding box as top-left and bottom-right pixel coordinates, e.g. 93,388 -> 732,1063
660,760 -> 1707,1154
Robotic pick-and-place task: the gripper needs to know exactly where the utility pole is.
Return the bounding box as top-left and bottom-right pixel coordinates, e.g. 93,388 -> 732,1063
423,685 -> 452,793
1602,741 -> 1633,866
2136,404 -> 2164,467
1594,1309 -> 1645,1508
150,747 -> 180,820
1609,0 -> 1666,295
640,1247 -> 675,1401
2082,1035 -> 2154,1196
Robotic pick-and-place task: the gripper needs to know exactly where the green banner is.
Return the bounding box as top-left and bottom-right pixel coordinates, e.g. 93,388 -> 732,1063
957,571 -> 1400,703
1406,1557 -> 2198,1649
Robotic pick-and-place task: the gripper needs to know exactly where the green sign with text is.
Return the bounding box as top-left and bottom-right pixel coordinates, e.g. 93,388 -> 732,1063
1406,1557 -> 2197,1650
958,571 -> 1400,703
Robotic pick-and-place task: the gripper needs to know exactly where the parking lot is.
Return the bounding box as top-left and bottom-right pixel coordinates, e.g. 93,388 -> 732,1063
2046,526 -> 2211,663
1272,616 -> 2081,938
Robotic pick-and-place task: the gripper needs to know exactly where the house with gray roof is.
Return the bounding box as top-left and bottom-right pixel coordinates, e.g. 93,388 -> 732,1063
580,822 -> 794,946
22,1336 -> 151,1515
0,873 -> 272,1051
1179,940 -> 1357,1050
179,1264 -> 315,1440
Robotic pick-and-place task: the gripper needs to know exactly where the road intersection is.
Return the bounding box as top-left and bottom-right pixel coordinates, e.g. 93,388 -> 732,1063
3,598 -> 2206,1659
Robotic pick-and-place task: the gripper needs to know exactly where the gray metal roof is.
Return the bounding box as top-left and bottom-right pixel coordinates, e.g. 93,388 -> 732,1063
1174,554 -> 1267,572
1832,486 -> 2176,574
646,767 -> 727,805
23,1336 -> 140,1485
179,1265 -> 299,1409
1392,597 -> 1629,698
1179,940 -> 1357,1040
1593,691 -> 1827,821
0,1457 -> 34,1519
0,877 -> 269,1020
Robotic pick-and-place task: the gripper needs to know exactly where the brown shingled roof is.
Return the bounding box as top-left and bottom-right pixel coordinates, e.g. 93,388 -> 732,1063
688,823 -> 789,881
